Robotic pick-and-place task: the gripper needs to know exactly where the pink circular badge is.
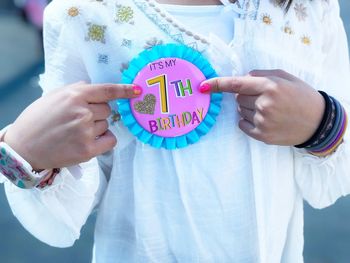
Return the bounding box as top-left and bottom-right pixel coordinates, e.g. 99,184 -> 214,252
130,58 -> 210,138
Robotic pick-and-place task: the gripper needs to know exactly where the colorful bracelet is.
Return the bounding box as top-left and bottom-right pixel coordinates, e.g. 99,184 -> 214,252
311,108 -> 348,157
305,97 -> 340,150
295,91 -> 335,149
295,91 -> 348,157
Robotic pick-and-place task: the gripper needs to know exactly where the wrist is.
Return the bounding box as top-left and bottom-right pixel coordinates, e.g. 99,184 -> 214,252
310,90 -> 326,139
0,141 -> 43,188
3,126 -> 43,171
0,127 -> 58,189
295,91 -> 347,156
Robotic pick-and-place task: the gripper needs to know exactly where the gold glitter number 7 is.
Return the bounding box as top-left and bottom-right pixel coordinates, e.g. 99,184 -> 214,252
147,74 -> 169,114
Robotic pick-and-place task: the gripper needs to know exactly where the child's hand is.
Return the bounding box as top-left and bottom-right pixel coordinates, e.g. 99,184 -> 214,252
4,82 -> 142,170
200,70 -> 325,146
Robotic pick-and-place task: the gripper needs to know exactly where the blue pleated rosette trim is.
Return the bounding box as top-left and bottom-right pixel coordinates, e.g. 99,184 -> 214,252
117,44 -> 223,150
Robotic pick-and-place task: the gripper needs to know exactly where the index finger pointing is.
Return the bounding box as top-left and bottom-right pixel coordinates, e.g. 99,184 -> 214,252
199,76 -> 265,96
81,83 -> 142,103
249,69 -> 297,82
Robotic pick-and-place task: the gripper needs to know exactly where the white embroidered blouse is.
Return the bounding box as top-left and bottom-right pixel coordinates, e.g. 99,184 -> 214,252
1,0 -> 350,262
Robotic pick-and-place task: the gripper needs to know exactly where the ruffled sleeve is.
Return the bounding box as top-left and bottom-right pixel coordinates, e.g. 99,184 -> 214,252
3,160 -> 105,247
294,0 -> 350,209
1,0 -> 108,247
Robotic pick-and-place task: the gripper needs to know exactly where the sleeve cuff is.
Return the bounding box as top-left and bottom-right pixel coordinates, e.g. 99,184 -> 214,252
293,140 -> 346,165
4,158 -> 104,247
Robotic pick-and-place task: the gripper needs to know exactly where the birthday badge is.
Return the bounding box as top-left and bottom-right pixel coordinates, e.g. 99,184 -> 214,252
118,44 -> 223,149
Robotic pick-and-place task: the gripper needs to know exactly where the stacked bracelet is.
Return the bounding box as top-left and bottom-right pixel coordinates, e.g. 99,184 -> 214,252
295,91 -> 348,156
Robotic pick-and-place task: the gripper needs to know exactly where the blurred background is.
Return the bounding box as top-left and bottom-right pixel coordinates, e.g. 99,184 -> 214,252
0,1 -> 349,262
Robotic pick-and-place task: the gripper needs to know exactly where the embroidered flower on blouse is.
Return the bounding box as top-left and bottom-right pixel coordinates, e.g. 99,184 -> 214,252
98,54 -> 109,64
301,35 -> 311,45
115,5 -> 135,24
120,62 -> 130,73
144,37 -> 164,50
282,22 -> 294,35
67,7 -> 80,17
110,110 -> 121,124
121,39 -> 132,48
261,13 -> 272,25
283,26 -> 293,35
294,3 -> 307,21
86,23 -> 107,44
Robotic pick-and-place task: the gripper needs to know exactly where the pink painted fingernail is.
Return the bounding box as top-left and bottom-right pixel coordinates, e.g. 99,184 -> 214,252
199,83 -> 211,93
132,84 -> 143,96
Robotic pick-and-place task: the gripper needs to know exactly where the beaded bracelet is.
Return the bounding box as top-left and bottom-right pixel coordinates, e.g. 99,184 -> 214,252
295,91 -> 348,156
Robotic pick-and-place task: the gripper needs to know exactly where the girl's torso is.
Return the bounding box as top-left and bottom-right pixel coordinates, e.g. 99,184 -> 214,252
46,0 -> 332,262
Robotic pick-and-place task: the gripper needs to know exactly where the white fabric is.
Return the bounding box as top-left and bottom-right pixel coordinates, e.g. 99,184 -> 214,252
162,4 -> 236,44
220,0 -> 256,15
144,5 -> 258,262
4,159 -> 104,247
1,0 -> 350,262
